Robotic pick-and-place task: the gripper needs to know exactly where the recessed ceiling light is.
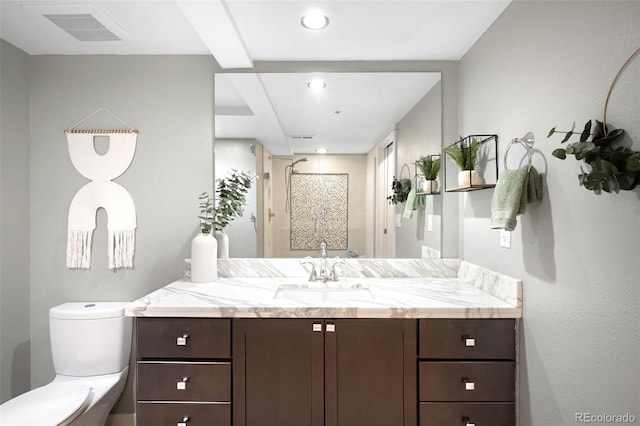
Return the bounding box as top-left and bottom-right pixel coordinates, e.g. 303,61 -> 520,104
316,148 -> 328,154
307,79 -> 327,90
301,10 -> 329,30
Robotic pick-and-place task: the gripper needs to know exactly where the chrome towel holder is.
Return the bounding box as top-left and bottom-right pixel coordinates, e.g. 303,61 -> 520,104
504,132 -> 535,171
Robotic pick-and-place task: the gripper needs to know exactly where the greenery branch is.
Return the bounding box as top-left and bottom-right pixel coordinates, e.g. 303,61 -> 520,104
548,48 -> 640,195
387,176 -> 412,205
199,170 -> 254,233
549,120 -> 639,194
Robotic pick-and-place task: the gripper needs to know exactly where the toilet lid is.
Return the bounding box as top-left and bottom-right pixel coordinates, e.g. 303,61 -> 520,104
0,382 -> 91,426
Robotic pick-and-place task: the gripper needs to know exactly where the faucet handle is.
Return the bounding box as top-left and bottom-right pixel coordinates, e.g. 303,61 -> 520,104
329,259 -> 346,281
301,259 -> 318,281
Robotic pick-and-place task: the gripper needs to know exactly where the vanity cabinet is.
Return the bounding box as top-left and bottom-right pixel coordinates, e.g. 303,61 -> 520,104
136,318 -> 232,426
134,317 -> 518,426
232,318 -> 417,426
418,319 -> 516,426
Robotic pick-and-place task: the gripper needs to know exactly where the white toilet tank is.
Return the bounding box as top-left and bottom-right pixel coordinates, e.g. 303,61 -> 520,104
50,302 -> 132,377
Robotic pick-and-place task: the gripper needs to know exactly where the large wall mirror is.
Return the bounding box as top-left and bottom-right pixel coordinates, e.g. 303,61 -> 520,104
214,72 -> 442,259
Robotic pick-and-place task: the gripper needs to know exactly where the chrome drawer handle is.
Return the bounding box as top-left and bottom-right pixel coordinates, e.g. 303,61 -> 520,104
177,416 -> 190,426
177,377 -> 189,390
326,323 -> 336,332
462,377 -> 475,391
313,323 -> 322,332
462,417 -> 476,426
462,335 -> 476,347
177,334 -> 189,346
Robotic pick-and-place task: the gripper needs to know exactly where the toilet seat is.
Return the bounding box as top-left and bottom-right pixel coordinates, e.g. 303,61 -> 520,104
0,382 -> 91,426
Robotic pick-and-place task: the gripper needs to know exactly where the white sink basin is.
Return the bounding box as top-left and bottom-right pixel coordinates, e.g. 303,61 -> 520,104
273,282 -> 375,300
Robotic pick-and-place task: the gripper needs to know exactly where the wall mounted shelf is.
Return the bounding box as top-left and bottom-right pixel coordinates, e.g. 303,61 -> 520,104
444,135 -> 498,192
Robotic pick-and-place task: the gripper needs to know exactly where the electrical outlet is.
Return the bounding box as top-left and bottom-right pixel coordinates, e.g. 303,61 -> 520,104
427,214 -> 433,232
500,229 -> 511,249
395,213 -> 402,228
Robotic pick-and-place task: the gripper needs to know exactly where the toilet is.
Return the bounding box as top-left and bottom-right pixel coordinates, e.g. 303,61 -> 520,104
0,302 -> 132,426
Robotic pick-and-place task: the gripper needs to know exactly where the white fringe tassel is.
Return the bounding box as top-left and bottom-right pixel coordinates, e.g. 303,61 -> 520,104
108,228 -> 135,270
66,229 -> 93,269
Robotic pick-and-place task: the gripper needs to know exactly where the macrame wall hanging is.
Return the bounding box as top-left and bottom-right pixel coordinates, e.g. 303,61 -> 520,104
65,107 -> 138,270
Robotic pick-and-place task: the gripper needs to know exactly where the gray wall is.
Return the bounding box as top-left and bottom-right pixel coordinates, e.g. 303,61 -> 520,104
27,55 -> 216,417
459,1 -> 640,424
0,40 -> 31,403
396,80 -> 442,258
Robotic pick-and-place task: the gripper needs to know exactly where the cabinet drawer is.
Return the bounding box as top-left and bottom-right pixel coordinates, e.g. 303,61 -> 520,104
137,318 -> 230,359
137,362 -> 231,402
420,402 -> 515,426
419,362 -> 515,402
137,402 -> 230,426
419,319 -> 515,360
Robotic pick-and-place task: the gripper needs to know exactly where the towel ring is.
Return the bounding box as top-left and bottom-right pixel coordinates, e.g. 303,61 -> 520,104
504,132 -> 535,171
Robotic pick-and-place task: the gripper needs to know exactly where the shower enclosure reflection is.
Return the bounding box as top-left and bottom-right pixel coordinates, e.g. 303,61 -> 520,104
214,72 -> 442,259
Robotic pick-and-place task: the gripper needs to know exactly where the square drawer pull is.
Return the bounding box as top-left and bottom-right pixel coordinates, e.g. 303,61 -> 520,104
177,377 -> 189,390
462,417 -> 476,426
462,378 -> 475,391
176,334 -> 189,346
462,335 -> 476,347
178,416 -> 190,426
326,323 -> 336,332
313,323 -> 322,332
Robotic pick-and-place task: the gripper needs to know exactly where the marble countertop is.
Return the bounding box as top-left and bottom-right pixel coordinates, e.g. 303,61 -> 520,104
125,259 -> 522,319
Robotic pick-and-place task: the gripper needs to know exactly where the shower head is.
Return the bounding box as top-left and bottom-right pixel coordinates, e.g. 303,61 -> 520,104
291,157 -> 308,166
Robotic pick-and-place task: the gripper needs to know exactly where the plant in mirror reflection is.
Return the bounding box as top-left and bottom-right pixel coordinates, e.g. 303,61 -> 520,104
444,137 -> 480,171
199,170 -> 255,233
416,156 -> 441,180
387,176 -> 412,205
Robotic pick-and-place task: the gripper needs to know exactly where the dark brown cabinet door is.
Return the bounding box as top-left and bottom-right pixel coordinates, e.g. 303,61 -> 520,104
233,318 -> 416,426
233,319 -> 325,426
326,319 -> 417,426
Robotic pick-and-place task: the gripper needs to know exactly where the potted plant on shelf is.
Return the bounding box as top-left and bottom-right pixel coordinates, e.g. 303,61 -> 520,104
416,156 -> 441,194
198,170 -> 254,259
444,136 -> 484,187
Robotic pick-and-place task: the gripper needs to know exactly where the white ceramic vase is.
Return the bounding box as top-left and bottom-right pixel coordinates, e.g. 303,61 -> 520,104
458,170 -> 484,187
422,180 -> 439,194
191,232 -> 217,282
214,230 -> 229,259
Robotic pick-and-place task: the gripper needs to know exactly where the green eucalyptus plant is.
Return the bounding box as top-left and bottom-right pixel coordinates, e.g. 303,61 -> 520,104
387,176 -> 412,205
444,137 -> 480,171
416,156 -> 441,180
199,170 -> 254,233
549,120 -> 640,194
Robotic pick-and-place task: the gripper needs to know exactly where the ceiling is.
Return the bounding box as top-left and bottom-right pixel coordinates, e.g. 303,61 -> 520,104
0,0 -> 511,154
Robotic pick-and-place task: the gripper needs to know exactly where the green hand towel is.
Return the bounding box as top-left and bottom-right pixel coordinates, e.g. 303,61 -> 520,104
527,166 -> 543,205
402,188 -> 417,219
490,166 -> 529,231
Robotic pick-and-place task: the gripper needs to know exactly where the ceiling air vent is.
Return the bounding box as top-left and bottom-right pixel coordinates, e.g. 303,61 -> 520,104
43,14 -> 120,42
290,135 -> 315,141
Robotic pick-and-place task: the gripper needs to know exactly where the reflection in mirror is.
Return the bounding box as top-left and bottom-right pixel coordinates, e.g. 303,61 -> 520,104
214,72 -> 442,259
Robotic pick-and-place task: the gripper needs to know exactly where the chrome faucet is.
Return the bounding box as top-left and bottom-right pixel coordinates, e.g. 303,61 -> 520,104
301,241 -> 344,282
318,241 -> 328,279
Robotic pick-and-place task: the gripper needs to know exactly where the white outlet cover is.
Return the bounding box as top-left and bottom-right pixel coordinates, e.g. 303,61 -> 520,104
500,229 -> 511,249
